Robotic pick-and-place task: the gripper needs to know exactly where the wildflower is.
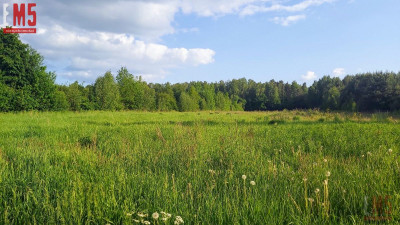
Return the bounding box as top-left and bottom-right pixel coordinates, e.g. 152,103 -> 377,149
323,158 -> 328,163
361,154 -> 365,158
152,212 -> 159,220
242,175 -> 247,180
137,212 -> 148,218
325,171 -> 331,177
143,221 -> 151,225
126,212 -> 134,216
133,219 -> 140,223
315,188 -> 320,194
174,216 -> 184,225
250,181 -> 256,186
323,180 -> 328,185
388,149 -> 393,153
161,212 -> 172,221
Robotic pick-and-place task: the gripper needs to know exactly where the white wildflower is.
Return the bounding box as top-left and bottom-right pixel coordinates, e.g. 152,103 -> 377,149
323,180 -> 328,185
152,212 -> 159,220
315,188 -> 320,194
143,221 -> 151,225
308,198 -> 314,203
137,212 -> 148,218
161,212 -> 172,221
388,149 -> 393,153
133,219 -> 140,223
174,216 -> 184,225
242,175 -> 247,180
323,158 -> 328,163
250,181 -> 256,186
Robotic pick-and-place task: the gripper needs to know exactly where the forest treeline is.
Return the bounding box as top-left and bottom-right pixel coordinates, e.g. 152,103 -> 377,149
1,30 -> 400,112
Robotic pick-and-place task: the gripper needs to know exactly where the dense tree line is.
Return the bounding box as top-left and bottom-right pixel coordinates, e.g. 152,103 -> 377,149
1,31 -> 400,112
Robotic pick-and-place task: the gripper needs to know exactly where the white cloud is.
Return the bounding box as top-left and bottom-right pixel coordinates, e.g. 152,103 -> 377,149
272,15 -> 306,26
302,71 -> 317,81
240,0 -> 335,16
22,25 -> 215,83
180,0 -> 259,17
333,68 -> 345,77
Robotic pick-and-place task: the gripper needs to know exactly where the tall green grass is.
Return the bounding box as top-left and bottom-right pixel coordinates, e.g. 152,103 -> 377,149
0,111 -> 398,224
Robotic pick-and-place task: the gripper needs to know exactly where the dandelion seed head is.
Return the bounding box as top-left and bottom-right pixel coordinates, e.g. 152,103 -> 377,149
242,175 -> 247,180
323,179 -> 328,185
152,212 -> 159,220
250,181 -> 256,186
143,221 -> 151,225
303,177 -> 307,182
133,219 -> 140,223
308,198 -> 314,203
388,149 -> 393,153
315,188 -> 320,194
323,158 -> 328,163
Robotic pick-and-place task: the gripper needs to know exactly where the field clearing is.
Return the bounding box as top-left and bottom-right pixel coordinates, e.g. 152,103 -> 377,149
0,111 -> 399,224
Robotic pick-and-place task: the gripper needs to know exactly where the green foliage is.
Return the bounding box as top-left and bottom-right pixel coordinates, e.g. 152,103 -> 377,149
1,30 -> 400,113
52,90 -> 69,111
94,71 -> 122,110
116,67 -> 146,110
0,29 -> 57,111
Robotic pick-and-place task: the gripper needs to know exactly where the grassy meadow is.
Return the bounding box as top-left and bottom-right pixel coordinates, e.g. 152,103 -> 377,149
0,110 -> 399,224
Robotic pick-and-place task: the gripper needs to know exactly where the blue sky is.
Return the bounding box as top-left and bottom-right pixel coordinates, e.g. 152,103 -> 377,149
10,0 -> 400,84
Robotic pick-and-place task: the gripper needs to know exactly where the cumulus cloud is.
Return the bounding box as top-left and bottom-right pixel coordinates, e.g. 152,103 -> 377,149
333,68 -> 345,77
272,15 -> 306,26
22,25 -> 215,83
302,71 -> 317,81
8,0 -> 336,82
